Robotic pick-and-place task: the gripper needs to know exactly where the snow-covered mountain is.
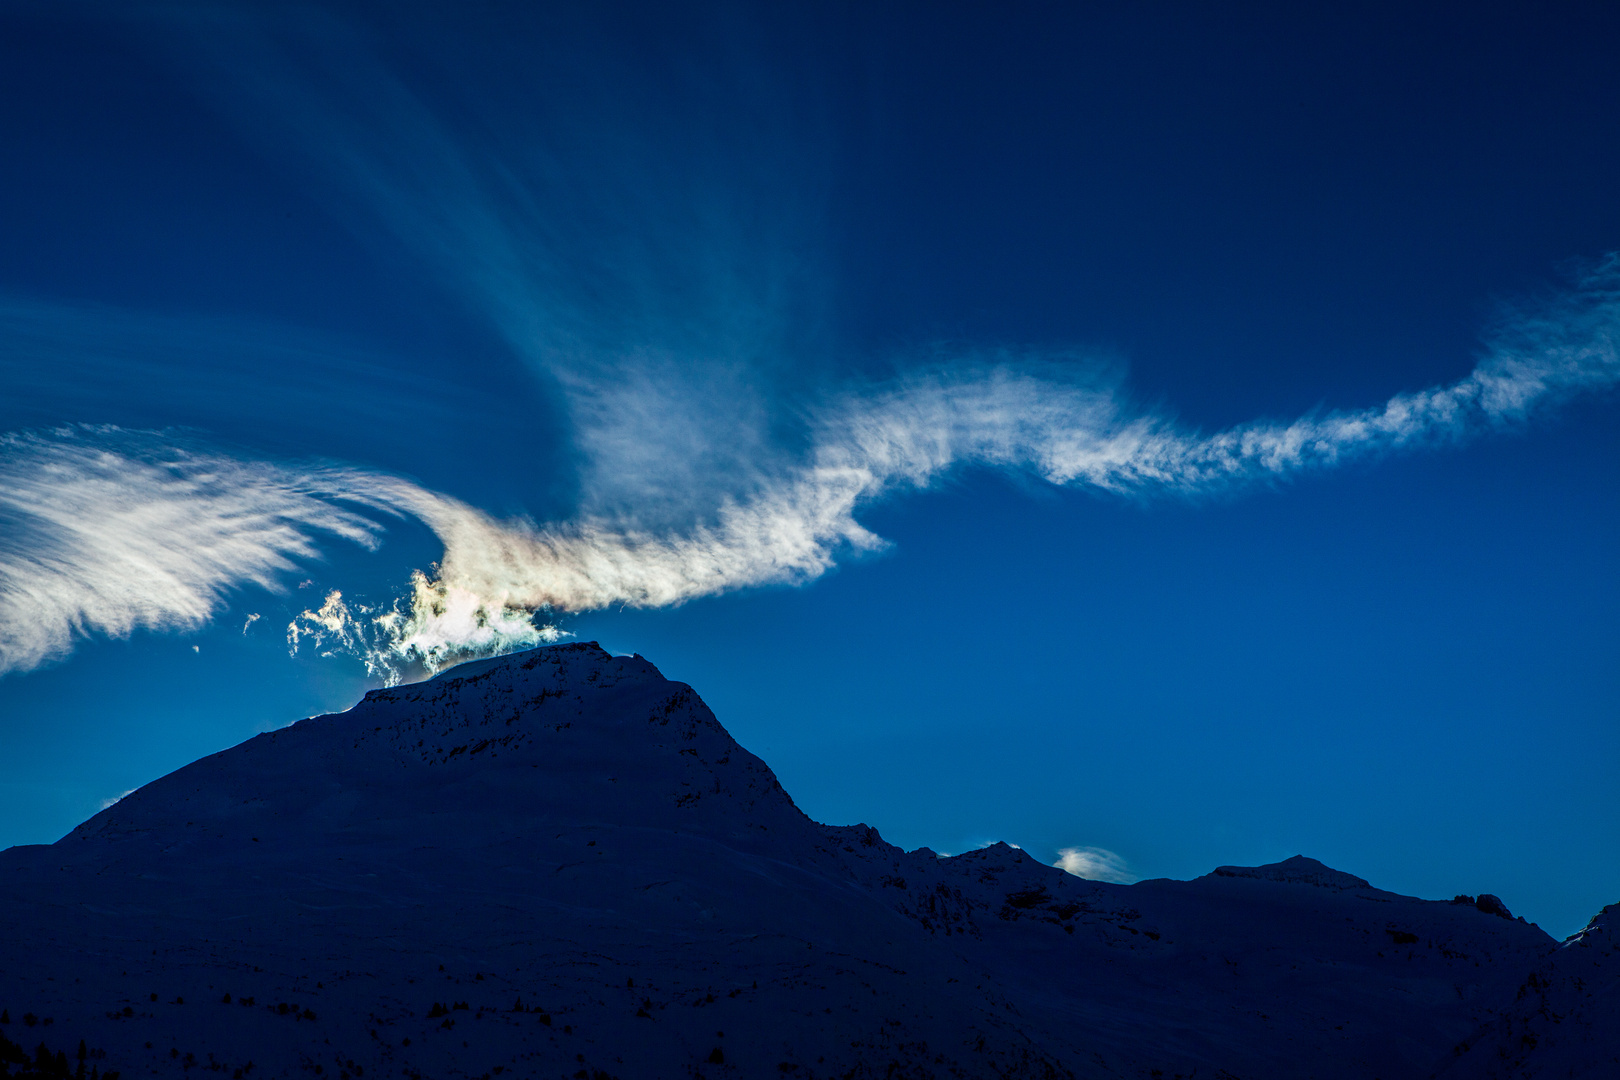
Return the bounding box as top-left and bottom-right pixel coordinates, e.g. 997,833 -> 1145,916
0,642 -> 1611,1078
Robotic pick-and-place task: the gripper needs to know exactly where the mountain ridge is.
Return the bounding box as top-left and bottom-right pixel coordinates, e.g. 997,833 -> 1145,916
1,641 -> 1612,1078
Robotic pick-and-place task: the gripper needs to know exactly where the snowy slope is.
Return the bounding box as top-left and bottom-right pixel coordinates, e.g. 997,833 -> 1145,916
0,642 -> 1607,1079
1441,903 -> 1620,1078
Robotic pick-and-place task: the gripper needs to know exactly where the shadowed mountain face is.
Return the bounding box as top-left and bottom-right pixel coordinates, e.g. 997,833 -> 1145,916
0,642 -> 1610,1079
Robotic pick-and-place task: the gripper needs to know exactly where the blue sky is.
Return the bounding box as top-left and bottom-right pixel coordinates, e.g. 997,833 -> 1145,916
1,1 -> 1616,937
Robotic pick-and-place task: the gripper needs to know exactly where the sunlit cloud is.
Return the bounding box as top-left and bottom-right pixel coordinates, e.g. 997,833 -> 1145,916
1054,846 -> 1138,884
1,8 -> 1615,684
1,255 -> 1615,682
0,428 -> 385,677
351,258 -> 1616,677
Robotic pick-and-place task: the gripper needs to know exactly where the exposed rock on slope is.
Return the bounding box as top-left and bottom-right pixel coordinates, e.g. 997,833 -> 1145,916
0,643 -> 1609,1079
1443,904 -> 1620,1079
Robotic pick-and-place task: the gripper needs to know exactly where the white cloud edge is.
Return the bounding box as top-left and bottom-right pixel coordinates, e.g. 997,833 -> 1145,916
1054,845 -> 1139,884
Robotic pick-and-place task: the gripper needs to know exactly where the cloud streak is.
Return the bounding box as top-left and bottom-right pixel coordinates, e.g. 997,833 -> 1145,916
1,9 -> 1616,681
2,255 -> 1615,681
160,2 -> 831,531
374,256 -> 1618,665
0,429 -> 387,676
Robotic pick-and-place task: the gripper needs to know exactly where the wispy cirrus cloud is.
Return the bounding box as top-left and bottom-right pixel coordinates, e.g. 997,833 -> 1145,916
379,254 -> 1618,659
1,8 -> 1616,683
0,294 -> 551,484
160,2 -> 828,531
0,429 -> 388,677
3,255 -> 1616,681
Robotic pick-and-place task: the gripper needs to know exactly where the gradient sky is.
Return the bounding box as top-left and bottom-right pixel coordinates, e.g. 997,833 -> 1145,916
1,1 -> 1617,938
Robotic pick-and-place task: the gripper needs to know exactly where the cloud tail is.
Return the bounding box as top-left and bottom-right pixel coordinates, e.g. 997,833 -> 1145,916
352,255 -> 1617,678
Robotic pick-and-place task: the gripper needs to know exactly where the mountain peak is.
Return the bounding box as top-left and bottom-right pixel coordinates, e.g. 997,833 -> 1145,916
66,638 -> 801,850
3,644 -> 1593,1080
394,639 -> 626,692
1211,855 -> 1374,891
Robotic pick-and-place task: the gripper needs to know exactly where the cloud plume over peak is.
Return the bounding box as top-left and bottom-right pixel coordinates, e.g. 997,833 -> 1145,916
2,8 -> 1616,684
1,256 -> 1615,683
318,255 -> 1620,678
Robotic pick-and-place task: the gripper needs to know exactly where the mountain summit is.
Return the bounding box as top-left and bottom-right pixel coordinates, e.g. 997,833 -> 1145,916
0,643 -> 1612,1078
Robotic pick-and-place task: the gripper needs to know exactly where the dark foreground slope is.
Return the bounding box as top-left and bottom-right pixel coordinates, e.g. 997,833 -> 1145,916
0,643 -> 1610,1079
1439,903 -> 1620,1078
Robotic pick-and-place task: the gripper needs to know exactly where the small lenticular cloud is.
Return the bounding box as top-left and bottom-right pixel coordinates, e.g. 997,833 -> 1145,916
1055,846 -> 1138,884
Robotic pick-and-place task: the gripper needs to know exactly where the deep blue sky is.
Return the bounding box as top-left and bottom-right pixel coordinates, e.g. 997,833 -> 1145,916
1,1 -> 1616,937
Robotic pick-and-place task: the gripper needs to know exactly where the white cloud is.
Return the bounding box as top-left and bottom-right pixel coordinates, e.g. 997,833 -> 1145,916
1054,846 -> 1138,884
347,261 -> 1616,677
0,428 -> 387,677
168,6 -> 1616,517
3,9 -> 1617,683
2,256 -> 1616,683
164,12 -> 1620,680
